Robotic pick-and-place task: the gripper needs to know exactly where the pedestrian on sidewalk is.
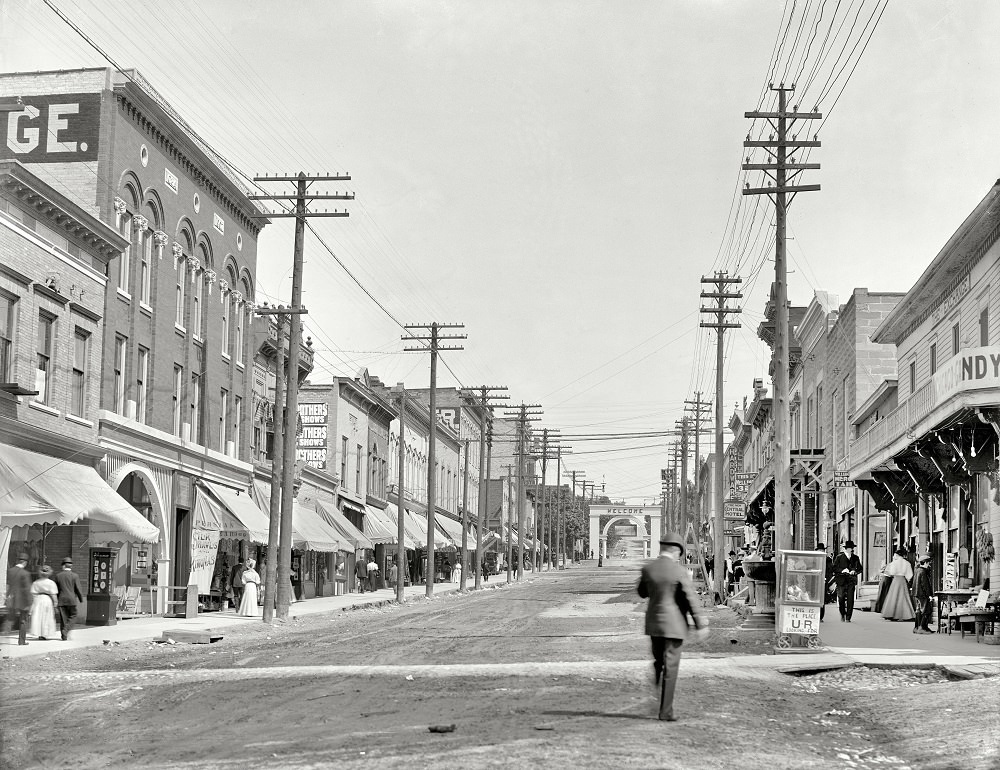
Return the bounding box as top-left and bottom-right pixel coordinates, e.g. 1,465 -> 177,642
238,559 -> 261,617
355,555 -> 368,593
28,565 -> 59,641
367,556 -> 380,590
816,544 -> 836,621
637,532 -> 709,722
229,558 -> 246,611
4,553 -> 33,646
880,548 -> 915,622
832,541 -> 862,622
54,558 -> 84,641
912,555 -> 935,634
389,560 -> 399,591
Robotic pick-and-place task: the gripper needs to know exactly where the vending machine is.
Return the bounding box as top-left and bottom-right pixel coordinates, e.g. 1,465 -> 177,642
86,548 -> 117,626
776,549 -> 825,650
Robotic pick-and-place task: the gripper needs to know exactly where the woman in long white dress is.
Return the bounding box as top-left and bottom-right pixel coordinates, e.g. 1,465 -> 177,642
880,548 -> 915,621
238,559 -> 261,617
28,565 -> 59,640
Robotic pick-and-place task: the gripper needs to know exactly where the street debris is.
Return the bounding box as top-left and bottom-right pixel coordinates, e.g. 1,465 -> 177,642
405,674 -> 414,681
789,665 -> 949,692
428,724 -> 456,733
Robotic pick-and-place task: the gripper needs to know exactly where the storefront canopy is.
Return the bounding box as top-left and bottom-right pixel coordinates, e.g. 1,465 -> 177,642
435,514 -> 468,546
385,508 -> 423,548
204,482 -> 270,543
364,504 -> 397,545
0,445 -> 158,542
251,483 -> 345,552
406,509 -> 451,551
315,500 -> 374,551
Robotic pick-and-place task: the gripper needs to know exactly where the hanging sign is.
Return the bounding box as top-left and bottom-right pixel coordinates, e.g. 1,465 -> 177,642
834,471 -> 851,487
724,501 -> 746,520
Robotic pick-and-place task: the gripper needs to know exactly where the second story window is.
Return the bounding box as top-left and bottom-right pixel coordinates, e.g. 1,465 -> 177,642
118,210 -> 132,293
234,395 -> 242,457
930,343 -> 937,375
35,312 -> 55,405
70,328 -> 89,417
193,272 -> 203,338
980,307 -> 989,346
909,360 -> 916,395
139,227 -> 152,305
172,365 -> 183,437
341,436 -> 349,486
190,372 -> 202,444
221,296 -> 230,358
356,443 -> 363,493
220,388 -> 229,450
0,292 -> 14,382
952,323 -> 960,356
136,346 -> 149,424
235,303 -> 244,365
175,260 -> 187,329
113,335 -> 127,415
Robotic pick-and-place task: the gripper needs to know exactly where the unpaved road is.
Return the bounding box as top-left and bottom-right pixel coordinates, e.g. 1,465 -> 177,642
1,564 -> 997,769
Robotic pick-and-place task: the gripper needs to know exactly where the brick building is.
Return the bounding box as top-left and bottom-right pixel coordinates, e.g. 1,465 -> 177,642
1,68 -> 268,612
0,160 -> 157,606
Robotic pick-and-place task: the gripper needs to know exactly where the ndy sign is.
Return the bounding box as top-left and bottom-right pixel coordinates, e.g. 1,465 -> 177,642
933,346 -> 1000,406
2,93 -> 101,163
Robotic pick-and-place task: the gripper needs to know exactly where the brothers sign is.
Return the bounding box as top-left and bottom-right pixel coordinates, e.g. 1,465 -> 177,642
2,93 -> 101,163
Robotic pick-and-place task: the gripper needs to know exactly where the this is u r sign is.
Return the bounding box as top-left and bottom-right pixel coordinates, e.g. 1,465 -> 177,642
2,93 -> 101,163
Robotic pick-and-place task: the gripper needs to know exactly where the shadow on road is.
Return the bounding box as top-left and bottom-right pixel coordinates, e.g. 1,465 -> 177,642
539,709 -> 652,721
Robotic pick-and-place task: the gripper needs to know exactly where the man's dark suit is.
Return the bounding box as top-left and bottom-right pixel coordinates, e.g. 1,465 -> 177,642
637,553 -> 706,721
832,551 -> 863,621
54,568 -> 85,640
5,564 -> 33,645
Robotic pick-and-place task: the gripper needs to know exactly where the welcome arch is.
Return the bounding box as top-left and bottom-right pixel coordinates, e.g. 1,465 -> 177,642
588,505 -> 662,561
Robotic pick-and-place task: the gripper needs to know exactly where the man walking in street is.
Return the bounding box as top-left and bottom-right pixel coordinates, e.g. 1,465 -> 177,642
832,540 -> 863,622
912,554 -> 934,634
4,553 -> 33,646
54,557 -> 84,641
637,532 -> 709,722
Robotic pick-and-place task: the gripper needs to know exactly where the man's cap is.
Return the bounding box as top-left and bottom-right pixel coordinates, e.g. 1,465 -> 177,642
61,557 -> 73,565
659,532 -> 685,555
17,552 -> 30,562
918,554 -> 932,564
816,542 -> 826,550
728,550 -> 736,556
843,540 -> 857,549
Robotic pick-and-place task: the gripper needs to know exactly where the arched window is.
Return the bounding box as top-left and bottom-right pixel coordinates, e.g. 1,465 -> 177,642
237,277 -> 250,365
193,244 -> 209,339
118,185 -> 139,293
175,229 -> 193,329
223,266 -> 237,358
138,202 -> 157,305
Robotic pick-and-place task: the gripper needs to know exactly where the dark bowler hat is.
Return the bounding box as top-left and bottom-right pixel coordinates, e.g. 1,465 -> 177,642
843,540 -> 856,549
659,532 -> 685,555
17,552 -> 30,562
816,543 -> 826,551
61,557 -> 73,565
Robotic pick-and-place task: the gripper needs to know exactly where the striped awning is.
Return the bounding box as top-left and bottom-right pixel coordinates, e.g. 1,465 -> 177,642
364,504 -> 397,544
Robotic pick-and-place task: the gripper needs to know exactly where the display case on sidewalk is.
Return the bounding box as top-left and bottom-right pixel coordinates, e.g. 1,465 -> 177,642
776,549 -> 825,650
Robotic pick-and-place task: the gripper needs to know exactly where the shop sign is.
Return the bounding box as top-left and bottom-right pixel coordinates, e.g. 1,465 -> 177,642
779,604 -> 821,635
724,528 -> 741,536
299,425 -> 328,448
299,402 -> 328,425
2,93 -> 102,163
834,471 -> 851,487
733,472 -> 754,496
944,551 -> 958,591
933,346 -> 1000,406
724,501 -> 746,520
191,527 -> 220,571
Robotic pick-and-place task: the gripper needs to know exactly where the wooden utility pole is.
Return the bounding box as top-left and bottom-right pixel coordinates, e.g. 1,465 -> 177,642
251,171 -> 352,620
505,465 -> 515,583
461,386 -> 508,589
394,384 -> 407,603
684,393 -> 713,505
743,85 -> 821,558
675,418 -> 691,536
700,272 -> 742,602
459,438 -> 470,592
256,310 -> 287,624
569,469 -> 585,560
403,323 -> 466,597
505,404 -> 542,580
554,442 -> 571,569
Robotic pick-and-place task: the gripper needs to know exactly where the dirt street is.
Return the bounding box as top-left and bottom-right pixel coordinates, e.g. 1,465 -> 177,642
1,565 -> 997,769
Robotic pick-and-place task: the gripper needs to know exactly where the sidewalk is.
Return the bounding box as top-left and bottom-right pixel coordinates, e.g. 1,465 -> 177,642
0,577 -> 497,660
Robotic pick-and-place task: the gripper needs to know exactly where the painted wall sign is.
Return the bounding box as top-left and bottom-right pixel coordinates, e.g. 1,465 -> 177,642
2,93 -> 101,163
299,402 -> 328,425
931,272 -> 971,324
299,425 -> 328,448
296,448 -> 327,470
933,346 -> 1000,405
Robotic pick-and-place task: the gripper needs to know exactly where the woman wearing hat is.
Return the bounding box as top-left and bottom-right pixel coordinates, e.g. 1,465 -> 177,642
879,548 -> 915,622
28,566 -> 59,640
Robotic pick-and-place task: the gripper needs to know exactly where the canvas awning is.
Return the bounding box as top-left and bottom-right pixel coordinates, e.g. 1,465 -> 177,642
203,481 -> 270,543
364,504 -> 397,544
0,445 -> 158,542
251,482 -> 344,552
406,509 -> 450,551
315,500 -> 374,551
385,508 -> 423,548
435,514 -> 467,546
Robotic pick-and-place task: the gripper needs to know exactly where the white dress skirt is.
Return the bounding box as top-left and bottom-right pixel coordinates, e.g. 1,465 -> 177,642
28,579 -> 59,639
880,575 -> 915,621
238,570 -> 261,617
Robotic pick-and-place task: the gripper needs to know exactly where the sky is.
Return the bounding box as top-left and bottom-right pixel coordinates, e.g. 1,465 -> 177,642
3,0 -> 999,503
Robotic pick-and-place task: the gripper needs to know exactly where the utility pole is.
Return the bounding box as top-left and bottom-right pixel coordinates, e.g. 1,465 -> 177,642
403,322 -> 466,597
505,404 -> 542,580
255,309 -> 288,624
461,386 -> 509,590
684,393 -> 713,506
667,443 -> 681,533
394,384 -> 407,604
251,171 -> 351,620
674,417 -> 691,537
570,470 -> 585,560
505,464 -> 515,583
533,428 -> 562,571
554,442 -> 571,569
459,438 -> 470,592
743,85 -> 821,558
701,272 -> 742,602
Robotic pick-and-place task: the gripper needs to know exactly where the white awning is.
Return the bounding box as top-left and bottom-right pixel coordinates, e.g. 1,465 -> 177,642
0,445 -> 158,542
315,500 -> 374,551
252,482 -> 345,552
203,481 -> 271,543
364,504 -> 398,544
